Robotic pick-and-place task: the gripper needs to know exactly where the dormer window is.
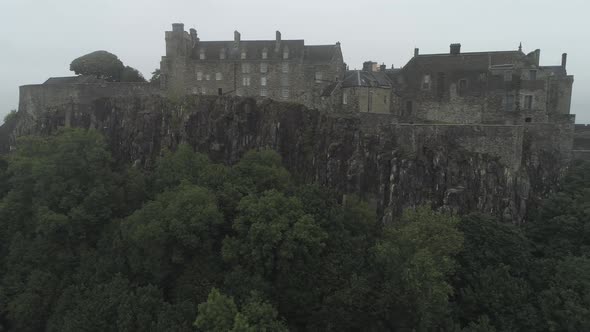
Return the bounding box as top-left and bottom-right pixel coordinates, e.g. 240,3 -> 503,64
241,49 -> 247,59
262,48 -> 268,59
422,74 -> 431,90
283,46 -> 289,59
199,49 -> 206,60
529,70 -> 537,80
219,49 -> 226,60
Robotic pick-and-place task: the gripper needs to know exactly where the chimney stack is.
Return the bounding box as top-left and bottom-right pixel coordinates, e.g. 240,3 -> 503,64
561,53 -> 567,69
172,23 -> 184,33
189,28 -> 198,45
414,48 -> 419,57
380,63 -> 387,72
234,30 -> 241,48
450,43 -> 461,55
275,31 -> 281,51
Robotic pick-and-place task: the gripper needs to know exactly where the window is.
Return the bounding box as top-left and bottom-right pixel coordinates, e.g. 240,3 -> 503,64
262,48 -> 268,59
241,49 -> 247,59
458,79 -> 467,95
242,76 -> 251,86
205,74 -> 211,81
215,72 -> 222,80
281,88 -> 289,99
524,95 -> 533,110
199,49 -> 206,60
282,63 -> 289,73
405,100 -> 413,115
283,46 -> 289,59
261,76 -> 267,86
315,72 -> 323,81
196,72 -> 203,81
241,63 -> 250,74
504,71 -> 512,82
422,74 -> 431,90
384,95 -> 387,104
219,49 -> 226,60
191,87 -> 198,95
529,70 -> 537,80
343,93 -> 348,105
201,87 -> 207,95
505,94 -> 514,111
260,63 -> 268,73
260,88 -> 268,97
218,88 -> 223,96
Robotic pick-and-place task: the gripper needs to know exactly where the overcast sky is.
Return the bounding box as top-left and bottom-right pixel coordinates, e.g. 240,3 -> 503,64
1,0 -> 588,122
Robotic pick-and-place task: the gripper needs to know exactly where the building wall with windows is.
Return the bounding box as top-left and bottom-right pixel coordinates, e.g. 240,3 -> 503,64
394,44 -> 574,124
160,23 -> 344,109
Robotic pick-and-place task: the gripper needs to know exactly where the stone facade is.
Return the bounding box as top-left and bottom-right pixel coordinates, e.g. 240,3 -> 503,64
160,23 -> 344,109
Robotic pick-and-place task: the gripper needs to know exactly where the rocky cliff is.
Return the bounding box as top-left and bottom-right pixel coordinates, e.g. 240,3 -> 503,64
5,95 -> 573,223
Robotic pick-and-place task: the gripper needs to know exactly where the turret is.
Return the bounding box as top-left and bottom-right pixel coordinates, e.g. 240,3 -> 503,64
166,23 -> 190,57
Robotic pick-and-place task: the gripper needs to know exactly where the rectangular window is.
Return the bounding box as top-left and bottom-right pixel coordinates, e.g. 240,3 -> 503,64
261,76 -> 267,86
282,63 -> 289,73
241,63 -> 250,74
504,71 -> 512,82
343,93 -> 347,105
191,87 -> 198,95
201,87 -> 207,95
505,94 -> 514,111
196,72 -> 203,81
205,74 -> 211,81
215,72 -> 222,80
458,79 -> 467,95
283,51 -> 289,59
199,50 -> 206,60
405,100 -> 413,114
241,50 -> 247,59
422,74 -> 431,90
218,88 -> 223,96
219,50 -> 225,60
260,63 -> 268,73
260,88 -> 268,97
315,72 -> 323,81
281,88 -> 289,99
524,95 -> 533,109
242,76 -> 250,86
529,70 -> 537,80
262,50 -> 268,59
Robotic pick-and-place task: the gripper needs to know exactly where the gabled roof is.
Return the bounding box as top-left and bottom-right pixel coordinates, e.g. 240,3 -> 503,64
403,50 -> 531,71
43,75 -> 105,84
190,39 -> 340,64
342,70 -> 392,88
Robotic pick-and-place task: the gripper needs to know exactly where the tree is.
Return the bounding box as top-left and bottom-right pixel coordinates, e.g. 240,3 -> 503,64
150,69 -> 161,84
69,50 -> 124,81
120,66 -> 146,82
3,109 -> 17,124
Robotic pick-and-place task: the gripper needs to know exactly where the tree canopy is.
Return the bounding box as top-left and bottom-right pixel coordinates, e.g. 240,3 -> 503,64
0,128 -> 588,331
69,51 -> 145,82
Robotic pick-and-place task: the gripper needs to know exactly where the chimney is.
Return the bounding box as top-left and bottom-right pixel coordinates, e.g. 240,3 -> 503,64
234,30 -> 241,48
363,61 -> 376,72
172,23 -> 184,33
450,43 -> 461,55
561,53 -> 567,69
189,28 -> 198,45
414,48 -> 419,57
380,63 -> 387,72
275,30 -> 281,51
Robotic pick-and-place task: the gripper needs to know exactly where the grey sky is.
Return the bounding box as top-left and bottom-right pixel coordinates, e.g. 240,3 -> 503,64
1,0 -> 588,122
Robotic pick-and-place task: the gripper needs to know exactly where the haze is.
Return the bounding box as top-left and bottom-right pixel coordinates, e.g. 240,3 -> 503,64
1,0 -> 588,122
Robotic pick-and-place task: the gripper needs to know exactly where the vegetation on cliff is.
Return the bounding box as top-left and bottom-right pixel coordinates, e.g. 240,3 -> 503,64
0,129 -> 588,331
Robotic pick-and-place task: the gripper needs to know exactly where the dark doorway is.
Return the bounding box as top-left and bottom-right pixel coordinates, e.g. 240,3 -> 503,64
218,88 -> 223,96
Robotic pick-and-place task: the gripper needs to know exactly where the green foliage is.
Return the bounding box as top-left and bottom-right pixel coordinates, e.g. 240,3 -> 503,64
3,109 -> 17,124
70,50 -> 124,81
150,68 -> 161,84
0,130 -> 589,331
69,51 -> 145,82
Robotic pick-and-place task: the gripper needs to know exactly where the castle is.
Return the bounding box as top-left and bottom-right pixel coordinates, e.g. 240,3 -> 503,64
161,23 -> 574,126
3,23 -> 584,222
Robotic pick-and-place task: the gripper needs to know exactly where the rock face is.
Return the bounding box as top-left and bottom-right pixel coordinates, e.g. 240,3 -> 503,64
7,95 -> 574,223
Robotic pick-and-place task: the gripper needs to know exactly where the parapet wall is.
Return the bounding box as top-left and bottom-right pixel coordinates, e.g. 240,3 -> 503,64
19,83 -> 161,118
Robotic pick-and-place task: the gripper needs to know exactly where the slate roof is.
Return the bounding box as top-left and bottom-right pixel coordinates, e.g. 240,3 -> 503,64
190,40 -> 339,63
403,50 -> 533,71
540,65 -> 567,76
43,75 -> 105,84
342,70 -> 392,88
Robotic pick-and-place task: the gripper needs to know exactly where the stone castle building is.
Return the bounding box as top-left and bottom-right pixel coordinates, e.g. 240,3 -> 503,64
160,23 -> 344,109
